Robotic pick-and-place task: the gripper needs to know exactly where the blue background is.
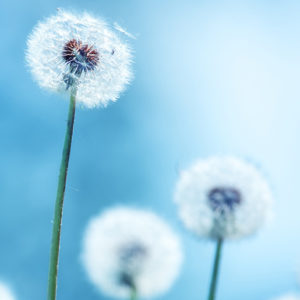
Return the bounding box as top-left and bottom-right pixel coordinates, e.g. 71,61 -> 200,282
1,0 -> 300,299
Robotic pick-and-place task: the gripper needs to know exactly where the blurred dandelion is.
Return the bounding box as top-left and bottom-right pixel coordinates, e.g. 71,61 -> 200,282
174,156 -> 273,239
81,207 -> 183,300
26,9 -> 133,300
0,283 -> 15,300
174,156 -> 273,300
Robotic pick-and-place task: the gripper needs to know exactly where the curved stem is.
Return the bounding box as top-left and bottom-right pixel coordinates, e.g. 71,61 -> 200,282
47,89 -> 77,300
208,238 -> 223,300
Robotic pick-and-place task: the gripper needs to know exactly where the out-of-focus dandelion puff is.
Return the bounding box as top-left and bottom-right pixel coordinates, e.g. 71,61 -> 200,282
174,156 -> 273,240
81,207 -> 183,299
0,283 -> 15,300
26,10 -> 133,108
271,294 -> 300,300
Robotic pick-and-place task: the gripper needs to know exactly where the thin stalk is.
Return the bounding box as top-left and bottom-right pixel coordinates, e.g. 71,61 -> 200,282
47,88 -> 77,300
208,238 -> 223,300
130,286 -> 137,300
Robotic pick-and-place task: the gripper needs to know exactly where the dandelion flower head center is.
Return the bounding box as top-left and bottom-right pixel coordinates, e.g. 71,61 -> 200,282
208,186 -> 242,214
62,39 -> 99,90
118,242 -> 148,288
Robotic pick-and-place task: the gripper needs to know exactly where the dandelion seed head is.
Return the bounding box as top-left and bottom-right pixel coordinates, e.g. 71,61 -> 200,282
174,156 -> 273,240
26,10 -> 133,108
0,283 -> 15,300
81,207 -> 183,298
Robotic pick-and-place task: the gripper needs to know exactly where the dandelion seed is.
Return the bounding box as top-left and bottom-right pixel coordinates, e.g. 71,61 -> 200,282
0,283 -> 15,300
26,10 -> 133,108
114,22 -> 137,40
81,207 -> 183,299
174,156 -> 273,240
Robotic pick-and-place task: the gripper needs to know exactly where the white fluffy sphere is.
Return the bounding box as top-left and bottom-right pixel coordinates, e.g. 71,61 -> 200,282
174,156 -> 273,240
26,10 -> 133,108
81,207 -> 183,299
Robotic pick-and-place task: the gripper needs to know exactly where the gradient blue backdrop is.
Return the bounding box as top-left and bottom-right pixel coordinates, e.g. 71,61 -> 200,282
1,0 -> 300,299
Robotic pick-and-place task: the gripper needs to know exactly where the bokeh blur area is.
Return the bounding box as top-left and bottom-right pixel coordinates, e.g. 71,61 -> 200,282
1,0 -> 300,299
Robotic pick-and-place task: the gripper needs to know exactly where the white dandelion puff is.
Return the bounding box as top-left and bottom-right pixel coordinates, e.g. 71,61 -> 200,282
81,207 -> 183,299
174,156 -> 273,240
0,283 -> 15,300
26,9 -> 133,108
270,294 -> 300,300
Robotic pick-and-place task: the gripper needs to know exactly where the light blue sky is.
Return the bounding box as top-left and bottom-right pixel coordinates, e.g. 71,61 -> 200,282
1,0 -> 300,299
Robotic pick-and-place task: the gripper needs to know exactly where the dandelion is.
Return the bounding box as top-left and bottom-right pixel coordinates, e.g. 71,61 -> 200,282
0,283 -> 15,300
174,156 -> 273,240
81,207 -> 183,300
174,156 -> 273,300
26,10 -> 132,108
26,9 -> 133,300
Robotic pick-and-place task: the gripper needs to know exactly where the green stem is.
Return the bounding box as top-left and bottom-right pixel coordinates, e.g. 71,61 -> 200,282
208,238 -> 223,300
130,286 -> 137,300
47,89 -> 77,300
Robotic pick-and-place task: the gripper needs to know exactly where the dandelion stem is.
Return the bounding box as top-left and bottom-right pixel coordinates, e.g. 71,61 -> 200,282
47,88 -> 77,300
130,286 -> 137,300
208,238 -> 223,300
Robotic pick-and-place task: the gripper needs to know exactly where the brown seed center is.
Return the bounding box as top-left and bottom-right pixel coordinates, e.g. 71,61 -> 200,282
62,39 -> 99,76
